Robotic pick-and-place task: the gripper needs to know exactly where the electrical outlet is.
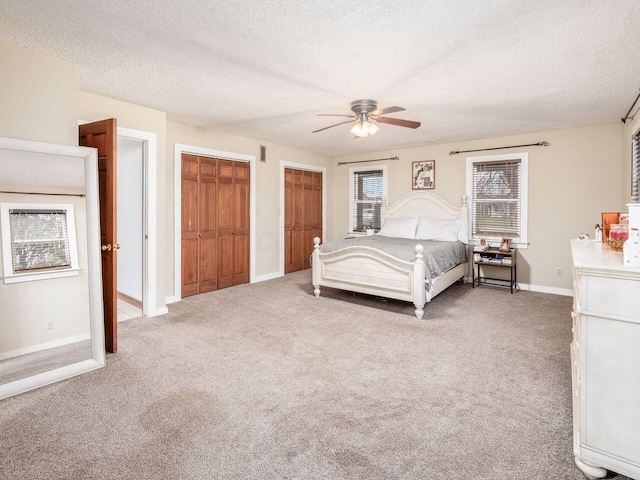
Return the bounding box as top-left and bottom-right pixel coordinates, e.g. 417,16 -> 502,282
556,267 -> 563,276
46,320 -> 53,330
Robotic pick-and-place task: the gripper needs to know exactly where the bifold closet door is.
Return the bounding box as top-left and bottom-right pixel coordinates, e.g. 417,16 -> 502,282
285,168 -> 322,273
181,154 -> 218,297
217,160 -> 250,289
183,155 -> 249,297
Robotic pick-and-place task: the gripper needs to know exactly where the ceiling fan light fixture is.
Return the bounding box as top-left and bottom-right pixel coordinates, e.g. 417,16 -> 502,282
350,114 -> 380,137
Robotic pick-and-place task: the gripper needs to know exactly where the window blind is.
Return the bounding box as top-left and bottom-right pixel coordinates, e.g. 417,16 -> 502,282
353,170 -> 383,231
633,132 -> 640,203
9,209 -> 72,273
471,160 -> 521,238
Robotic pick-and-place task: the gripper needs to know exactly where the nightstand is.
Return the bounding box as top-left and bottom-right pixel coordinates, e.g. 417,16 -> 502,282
471,248 -> 518,293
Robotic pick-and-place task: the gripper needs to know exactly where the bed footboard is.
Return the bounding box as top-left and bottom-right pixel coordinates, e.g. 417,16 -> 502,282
312,237 -> 427,319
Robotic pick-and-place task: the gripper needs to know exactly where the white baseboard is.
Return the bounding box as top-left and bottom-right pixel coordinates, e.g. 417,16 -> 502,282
517,283 -> 573,297
147,306 -> 169,317
252,271 -> 284,283
165,296 -> 179,305
466,275 -> 572,297
0,333 -> 91,361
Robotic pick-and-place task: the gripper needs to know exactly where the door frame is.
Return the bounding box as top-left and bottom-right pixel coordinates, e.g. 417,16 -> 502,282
279,162 -> 327,277
117,127 -> 163,317
172,144 -> 256,303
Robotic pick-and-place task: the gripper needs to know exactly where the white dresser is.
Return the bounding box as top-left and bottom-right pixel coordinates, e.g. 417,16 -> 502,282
571,240 -> 640,479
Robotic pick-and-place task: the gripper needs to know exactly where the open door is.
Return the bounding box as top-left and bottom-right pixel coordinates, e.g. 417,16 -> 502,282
79,119 -> 118,353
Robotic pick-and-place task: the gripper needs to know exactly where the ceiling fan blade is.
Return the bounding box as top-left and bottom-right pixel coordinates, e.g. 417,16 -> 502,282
371,106 -> 405,116
376,116 -> 421,129
317,114 -> 356,118
312,119 -> 355,133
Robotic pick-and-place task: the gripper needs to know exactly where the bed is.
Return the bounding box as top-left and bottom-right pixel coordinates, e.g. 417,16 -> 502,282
311,192 -> 469,319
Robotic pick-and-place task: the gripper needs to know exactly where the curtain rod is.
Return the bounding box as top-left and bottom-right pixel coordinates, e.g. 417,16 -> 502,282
0,190 -> 85,198
449,141 -> 549,156
338,156 -> 399,166
621,89 -> 640,123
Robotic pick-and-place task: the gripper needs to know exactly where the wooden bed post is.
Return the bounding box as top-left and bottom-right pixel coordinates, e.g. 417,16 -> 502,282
413,244 -> 427,320
312,237 -> 321,297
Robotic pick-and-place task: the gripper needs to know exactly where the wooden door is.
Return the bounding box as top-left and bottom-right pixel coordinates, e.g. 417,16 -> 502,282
284,168 -> 322,273
181,154 -> 218,297
232,161 -> 250,285
284,169 -> 295,273
198,158 -> 218,292
181,154 -> 200,297
310,172 -> 323,268
217,159 -> 250,289
79,119 -> 118,353
217,160 -> 235,289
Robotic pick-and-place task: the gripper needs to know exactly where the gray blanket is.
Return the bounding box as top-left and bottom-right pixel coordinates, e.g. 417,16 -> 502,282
318,235 -> 467,285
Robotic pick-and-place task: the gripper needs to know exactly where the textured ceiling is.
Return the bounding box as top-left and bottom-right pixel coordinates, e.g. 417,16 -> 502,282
1,0 -> 639,156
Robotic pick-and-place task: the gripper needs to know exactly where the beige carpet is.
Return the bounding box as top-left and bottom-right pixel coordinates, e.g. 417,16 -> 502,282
0,271 -> 630,479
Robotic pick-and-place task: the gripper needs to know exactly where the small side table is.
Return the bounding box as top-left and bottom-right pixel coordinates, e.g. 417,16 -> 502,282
472,248 -> 518,293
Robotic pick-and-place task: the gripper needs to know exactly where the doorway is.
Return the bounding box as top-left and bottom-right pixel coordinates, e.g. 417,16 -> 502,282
116,136 -> 144,321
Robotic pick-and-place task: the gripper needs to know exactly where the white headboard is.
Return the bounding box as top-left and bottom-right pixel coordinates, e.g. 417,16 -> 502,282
381,191 -> 469,242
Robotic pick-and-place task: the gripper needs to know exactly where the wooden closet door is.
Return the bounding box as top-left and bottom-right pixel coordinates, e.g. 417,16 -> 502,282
284,168 -> 322,273
217,159 -> 250,289
284,168 -> 295,273
217,160 -> 235,289
181,154 -> 199,297
232,161 -> 250,285
198,158 -> 218,293
310,171 -> 323,266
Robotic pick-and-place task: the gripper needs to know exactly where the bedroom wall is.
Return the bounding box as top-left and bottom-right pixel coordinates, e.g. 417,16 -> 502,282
330,123 -> 625,294
0,42 -> 78,146
166,121 -> 332,295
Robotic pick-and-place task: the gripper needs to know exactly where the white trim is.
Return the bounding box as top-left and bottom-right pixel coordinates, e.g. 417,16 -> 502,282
254,271 -> 284,283
165,295 -> 179,305
349,165 -> 388,234
465,152 -> 529,248
518,282 -> 573,297
279,161 -> 327,277
0,136 -> 105,401
146,305 -> 168,316
116,127 -> 162,318
173,144 -> 256,300
0,203 -> 80,284
0,333 -> 91,361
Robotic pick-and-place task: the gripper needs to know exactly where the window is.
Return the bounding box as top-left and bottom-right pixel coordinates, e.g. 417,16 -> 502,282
466,153 -> 528,248
1,203 -> 80,284
633,131 -> 640,203
349,166 -> 388,234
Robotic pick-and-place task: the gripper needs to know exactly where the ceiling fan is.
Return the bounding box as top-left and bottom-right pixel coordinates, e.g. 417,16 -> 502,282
312,99 -> 421,137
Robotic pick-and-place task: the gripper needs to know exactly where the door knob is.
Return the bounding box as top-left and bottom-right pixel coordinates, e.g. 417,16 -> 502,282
101,244 -> 112,251
114,244 -> 121,250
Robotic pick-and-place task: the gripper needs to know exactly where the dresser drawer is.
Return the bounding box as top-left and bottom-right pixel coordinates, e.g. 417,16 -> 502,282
583,275 -> 640,320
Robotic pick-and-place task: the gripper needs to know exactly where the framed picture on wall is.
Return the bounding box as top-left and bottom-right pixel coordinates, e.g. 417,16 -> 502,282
412,160 -> 435,190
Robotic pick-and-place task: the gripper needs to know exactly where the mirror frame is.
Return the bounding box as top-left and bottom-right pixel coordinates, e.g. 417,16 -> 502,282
0,136 -> 105,400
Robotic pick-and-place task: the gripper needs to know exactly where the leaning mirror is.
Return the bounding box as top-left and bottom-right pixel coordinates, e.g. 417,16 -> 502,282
0,136 -> 104,400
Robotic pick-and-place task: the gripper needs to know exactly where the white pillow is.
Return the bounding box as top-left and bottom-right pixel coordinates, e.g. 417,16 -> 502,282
416,217 -> 462,242
377,216 -> 418,239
